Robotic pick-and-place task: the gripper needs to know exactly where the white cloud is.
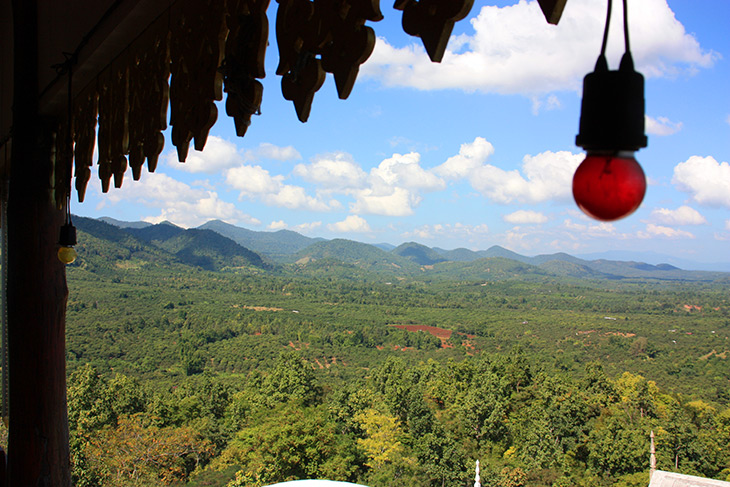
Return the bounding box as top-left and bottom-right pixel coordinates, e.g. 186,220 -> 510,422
101,168 -> 259,228
268,220 -> 288,230
402,223 -> 489,241
361,0 -> 716,95
254,143 -> 301,161
370,152 -> 445,191
672,156 -> 730,207
226,164 -> 336,211
645,115 -> 683,136
167,140 -> 301,174
501,227 -> 545,253
268,220 -> 325,233
262,185 -> 335,211
348,151 -> 446,216
504,210 -> 549,224
638,223 -> 695,239
531,94 -> 562,115
470,150 -> 583,203
293,221 -> 323,233
166,136 -> 244,173
226,165 -> 284,194
650,206 -> 706,225
493,217 -> 633,253
327,215 -> 372,233
403,226 -> 435,240
563,218 -> 619,237
351,187 -> 420,216
435,137 -> 494,179
423,140 -> 583,207
725,220 -> 730,231
293,152 -> 367,189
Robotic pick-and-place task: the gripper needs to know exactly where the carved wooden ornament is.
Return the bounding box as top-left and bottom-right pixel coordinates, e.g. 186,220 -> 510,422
54,115 -> 74,210
275,0 -> 383,121
73,84 -> 98,202
96,57 -> 130,193
222,0 -> 271,137
60,0 -> 478,199
128,17 -> 170,180
394,0 -> 474,62
170,0 -> 227,163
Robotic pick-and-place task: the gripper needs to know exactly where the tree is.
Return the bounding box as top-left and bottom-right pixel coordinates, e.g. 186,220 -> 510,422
371,356 -> 412,423
67,364 -> 115,434
499,467 -> 527,487
180,334 -> 205,376
614,372 -> 658,422
510,374 -> 591,470
84,414 -> 213,486
355,408 -> 406,470
456,373 -> 508,444
215,403 -> 361,484
261,351 -> 322,406
586,413 -> 648,477
412,430 -> 468,487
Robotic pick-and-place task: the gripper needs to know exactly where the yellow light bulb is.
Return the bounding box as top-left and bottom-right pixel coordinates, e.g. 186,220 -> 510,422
58,246 -> 77,265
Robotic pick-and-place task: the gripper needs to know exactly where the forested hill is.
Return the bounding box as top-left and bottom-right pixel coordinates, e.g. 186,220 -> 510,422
198,219 -> 324,257
291,238 -> 420,274
393,242 -> 448,265
88,216 -> 730,282
74,216 -> 270,272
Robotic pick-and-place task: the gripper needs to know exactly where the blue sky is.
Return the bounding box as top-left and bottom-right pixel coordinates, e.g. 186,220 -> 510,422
76,0 -> 730,262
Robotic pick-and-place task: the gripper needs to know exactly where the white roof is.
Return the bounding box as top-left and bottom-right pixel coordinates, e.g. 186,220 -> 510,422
649,471 -> 730,487
264,481 -> 369,487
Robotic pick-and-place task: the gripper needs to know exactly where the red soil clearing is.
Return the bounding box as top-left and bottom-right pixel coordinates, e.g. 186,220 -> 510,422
392,324 -> 453,339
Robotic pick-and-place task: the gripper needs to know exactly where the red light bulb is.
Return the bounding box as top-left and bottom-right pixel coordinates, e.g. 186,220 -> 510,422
572,152 -> 646,221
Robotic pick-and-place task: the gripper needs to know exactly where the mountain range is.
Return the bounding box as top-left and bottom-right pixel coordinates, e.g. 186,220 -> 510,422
80,216 -> 730,281
78,217 -> 268,272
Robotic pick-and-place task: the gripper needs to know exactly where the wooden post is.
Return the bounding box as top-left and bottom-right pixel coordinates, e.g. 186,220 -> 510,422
6,0 -> 71,485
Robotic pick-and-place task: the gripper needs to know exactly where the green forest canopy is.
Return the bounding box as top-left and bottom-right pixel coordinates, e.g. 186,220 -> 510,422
16,219 -> 730,486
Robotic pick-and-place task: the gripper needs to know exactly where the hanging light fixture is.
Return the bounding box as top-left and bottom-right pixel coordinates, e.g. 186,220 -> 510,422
573,0 -> 647,221
57,208 -> 77,265
57,53 -> 78,265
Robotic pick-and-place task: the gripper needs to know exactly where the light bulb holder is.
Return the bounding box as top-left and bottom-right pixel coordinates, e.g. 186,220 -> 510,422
575,53 -> 647,153
59,222 -> 77,247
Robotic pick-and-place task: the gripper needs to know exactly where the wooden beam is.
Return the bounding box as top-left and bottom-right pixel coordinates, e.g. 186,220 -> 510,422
537,0 -> 568,25
7,1 -> 71,485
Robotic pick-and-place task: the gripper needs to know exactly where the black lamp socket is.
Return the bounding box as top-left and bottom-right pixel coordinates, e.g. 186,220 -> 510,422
576,53 -> 648,152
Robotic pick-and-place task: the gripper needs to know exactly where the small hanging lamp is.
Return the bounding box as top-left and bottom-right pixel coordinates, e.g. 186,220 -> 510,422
573,0 -> 647,221
57,53 -> 78,265
57,209 -> 77,265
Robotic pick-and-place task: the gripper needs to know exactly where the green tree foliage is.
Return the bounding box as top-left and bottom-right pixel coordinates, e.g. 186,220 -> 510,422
261,351 -> 323,406
355,408 -> 408,470
587,413 -> 649,477
62,233 -> 730,486
68,364 -> 146,435
83,414 -> 213,486
215,403 -> 361,484
498,467 -> 528,487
